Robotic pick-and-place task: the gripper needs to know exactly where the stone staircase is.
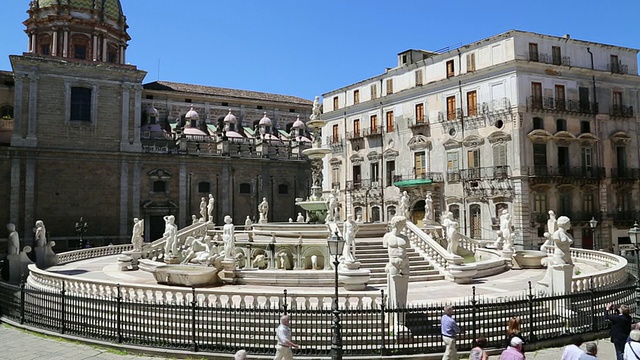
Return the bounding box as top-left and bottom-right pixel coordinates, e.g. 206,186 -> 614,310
355,238 -> 444,285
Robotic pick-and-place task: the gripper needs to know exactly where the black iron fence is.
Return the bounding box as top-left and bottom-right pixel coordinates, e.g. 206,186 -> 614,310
0,279 -> 634,357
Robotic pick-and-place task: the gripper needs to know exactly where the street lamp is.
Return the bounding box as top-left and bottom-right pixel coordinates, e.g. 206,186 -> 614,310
327,230 -> 345,360
75,217 -> 88,249
628,221 -> 640,322
589,217 -> 598,250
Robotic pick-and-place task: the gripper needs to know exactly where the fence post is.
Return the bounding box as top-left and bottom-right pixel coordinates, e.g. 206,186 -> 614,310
116,283 -> 122,343
19,278 -> 25,325
471,286 -> 477,343
191,287 -> 198,352
589,276 -> 595,331
60,281 -> 66,334
282,289 -> 288,315
380,289 -> 386,357
527,281 -> 536,342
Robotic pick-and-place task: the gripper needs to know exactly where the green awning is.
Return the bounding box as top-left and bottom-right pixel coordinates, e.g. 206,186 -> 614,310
394,179 -> 433,187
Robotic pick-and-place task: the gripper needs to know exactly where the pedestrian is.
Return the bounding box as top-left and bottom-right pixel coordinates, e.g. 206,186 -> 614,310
578,342 -> 597,360
624,329 -> 640,360
274,315 -> 298,360
469,337 -> 488,360
561,336 -> 585,360
506,316 -> 522,348
606,303 -> 632,360
440,305 -> 460,360
499,336 -> 525,360
234,349 -> 248,360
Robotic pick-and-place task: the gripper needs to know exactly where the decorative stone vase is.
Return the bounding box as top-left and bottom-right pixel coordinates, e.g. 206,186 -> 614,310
338,261 -> 370,291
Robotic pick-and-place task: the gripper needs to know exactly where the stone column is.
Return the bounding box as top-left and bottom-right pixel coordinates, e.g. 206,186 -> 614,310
92,33 -> 99,61
120,45 -> 125,64
29,33 -> 36,53
132,85 -> 142,150
119,160 -> 129,239
62,29 -> 69,57
26,74 -> 39,146
10,158 -> 21,225
119,83 -> 131,151
24,158 -> 36,246
102,35 -> 108,62
52,28 -> 58,56
11,74 -> 25,144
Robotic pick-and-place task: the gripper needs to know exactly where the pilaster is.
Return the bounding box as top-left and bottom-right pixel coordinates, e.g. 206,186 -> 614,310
119,160 -> 129,238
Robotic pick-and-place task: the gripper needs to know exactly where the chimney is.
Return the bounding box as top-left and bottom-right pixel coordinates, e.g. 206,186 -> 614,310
563,34 -> 571,39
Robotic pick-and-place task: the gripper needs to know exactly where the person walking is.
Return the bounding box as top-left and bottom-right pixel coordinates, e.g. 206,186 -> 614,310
274,315 -> 298,360
499,337 -> 525,360
578,342 -> 598,359
624,330 -> 640,360
561,336 -> 585,360
606,303 -> 632,360
441,305 -> 460,360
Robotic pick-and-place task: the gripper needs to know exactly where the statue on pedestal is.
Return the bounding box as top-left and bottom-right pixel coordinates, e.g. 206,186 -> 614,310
222,215 -> 236,261
442,212 -> 460,255
163,215 -> 178,257
423,192 -> 433,223
207,194 -> 215,223
398,191 -> 410,218
34,220 -> 47,248
383,216 -> 410,309
500,209 -> 514,252
552,216 -> 574,265
258,197 -> 269,223
342,215 -> 359,263
310,96 -> 321,121
296,213 -> 305,223
325,189 -> 339,223
131,218 -> 144,251
199,197 -> 207,221
540,210 -> 557,252
7,223 -> 19,255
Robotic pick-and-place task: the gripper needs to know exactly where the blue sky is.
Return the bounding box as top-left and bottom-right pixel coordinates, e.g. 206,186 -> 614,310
1,0 -> 639,101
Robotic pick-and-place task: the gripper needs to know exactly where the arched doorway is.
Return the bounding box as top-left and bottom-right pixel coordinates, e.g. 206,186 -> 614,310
412,200 -> 425,226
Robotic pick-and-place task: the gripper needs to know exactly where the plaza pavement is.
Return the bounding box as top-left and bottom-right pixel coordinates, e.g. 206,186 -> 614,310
0,322 -> 618,359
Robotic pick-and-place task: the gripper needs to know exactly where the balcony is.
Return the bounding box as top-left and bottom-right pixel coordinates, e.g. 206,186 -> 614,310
609,210 -> 640,225
607,62 -> 629,74
460,166 -> 511,181
345,178 -> 379,191
524,52 -> 571,66
446,171 -> 461,183
408,116 -> 429,130
393,172 -> 444,186
611,168 -> 640,181
363,126 -> 383,138
526,96 -> 597,114
610,104 -> 634,118
346,130 -> 363,141
527,166 -> 605,183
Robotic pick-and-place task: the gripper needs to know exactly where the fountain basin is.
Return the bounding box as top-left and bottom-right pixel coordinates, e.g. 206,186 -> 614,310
513,250 -> 548,269
152,264 -> 221,287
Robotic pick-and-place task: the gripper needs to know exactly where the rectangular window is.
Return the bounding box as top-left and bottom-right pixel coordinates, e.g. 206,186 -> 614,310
415,103 -> 424,123
531,82 -> 542,108
580,120 -> 591,133
552,46 -> 561,65
74,45 -> 87,60
528,43 -> 539,62
617,146 -> 627,170
533,117 -> 544,130
370,84 -> 377,99
370,115 -> 378,131
414,152 -> 426,178
332,124 -> 339,143
332,167 -> 340,184
41,44 -> 51,55
558,191 -> 571,216
613,91 -> 623,106
370,162 -> 379,182
446,96 -> 456,120
386,111 -> 394,132
467,149 -> 480,168
581,147 -> 593,170
353,165 -> 362,185
534,193 -> 547,214
107,50 -> 117,63
493,144 -> 507,167
415,69 -> 423,86
446,60 -> 455,78
469,204 -> 481,239
466,53 -> 476,72
333,96 -> 339,110
610,54 -> 620,73
533,144 -> 547,166
466,91 -> 477,116
70,87 -> 92,122
583,193 -> 595,214
386,160 -> 395,186
579,87 -> 590,112
386,79 -> 393,95
555,85 -> 565,111
353,119 -> 360,136
556,119 -> 567,132
353,90 -> 359,105
447,152 -> 459,182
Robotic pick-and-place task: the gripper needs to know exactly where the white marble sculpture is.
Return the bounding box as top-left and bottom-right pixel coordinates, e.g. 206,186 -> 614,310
423,192 -> 433,223
199,197 -> 207,221
192,215 -> 198,225
163,215 -> 178,258
278,251 -> 291,270
244,216 -> 253,230
34,220 -> 46,247
207,194 -> 215,223
325,189 -> 339,223
222,215 -> 236,261
540,210 -> 557,251
493,230 -> 504,250
181,236 -> 217,265
296,212 -> 305,223
398,191 -> 410,218
7,223 -> 19,255
310,96 -> 321,121
311,255 -> 319,270
258,197 -> 269,223
552,216 -> 574,265
342,215 -> 359,263
442,212 -> 460,255
131,218 -> 144,251
383,216 -> 410,309
500,209 -> 514,252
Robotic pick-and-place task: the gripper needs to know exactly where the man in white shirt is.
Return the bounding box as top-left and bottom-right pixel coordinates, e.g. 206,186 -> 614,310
561,336 -> 585,360
274,315 -> 298,360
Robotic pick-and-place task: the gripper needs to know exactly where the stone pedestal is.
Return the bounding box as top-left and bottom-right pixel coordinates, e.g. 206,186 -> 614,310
34,243 -> 58,269
549,264 -> 574,317
338,261 -> 370,291
387,273 -> 409,329
219,259 -> 237,284
118,250 -> 142,271
448,264 -> 478,284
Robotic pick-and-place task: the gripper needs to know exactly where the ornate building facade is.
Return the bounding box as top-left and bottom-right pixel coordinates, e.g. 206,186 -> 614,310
0,0 -> 312,246
322,30 -> 640,251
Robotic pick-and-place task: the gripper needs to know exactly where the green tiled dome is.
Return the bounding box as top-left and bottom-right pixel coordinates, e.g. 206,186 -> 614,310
37,0 -> 123,19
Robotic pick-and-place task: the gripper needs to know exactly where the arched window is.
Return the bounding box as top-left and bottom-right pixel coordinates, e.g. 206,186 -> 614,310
371,206 -> 381,222
354,207 -> 363,221
469,204 -> 481,239
387,206 -> 396,219
0,105 -> 13,119
556,118 -> 567,132
448,204 -> 460,220
533,117 -> 544,130
198,181 -> 210,193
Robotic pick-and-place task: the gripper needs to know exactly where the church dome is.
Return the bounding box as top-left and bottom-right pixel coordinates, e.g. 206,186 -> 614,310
36,0 -> 124,20
185,107 -> 199,120
291,115 -> 305,130
223,109 -> 237,124
258,112 -> 272,126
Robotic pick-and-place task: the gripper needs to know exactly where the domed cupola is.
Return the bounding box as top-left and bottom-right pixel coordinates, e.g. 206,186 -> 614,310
258,112 -> 273,136
25,0 -> 130,64
185,107 -> 199,128
223,109 -> 237,132
291,115 -> 306,138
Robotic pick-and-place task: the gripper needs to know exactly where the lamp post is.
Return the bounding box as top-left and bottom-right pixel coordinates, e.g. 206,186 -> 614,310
327,231 -> 345,360
589,217 -> 598,250
75,217 -> 88,249
628,221 -> 640,322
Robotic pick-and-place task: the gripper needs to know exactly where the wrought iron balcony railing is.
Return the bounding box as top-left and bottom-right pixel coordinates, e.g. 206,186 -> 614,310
393,172 -> 444,183
460,166 -> 511,181
607,62 -> 629,74
610,105 -> 634,118
611,168 -> 640,181
407,116 -> 429,129
526,96 -> 597,114
346,130 -> 363,140
363,126 -> 384,137
527,166 -> 605,179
